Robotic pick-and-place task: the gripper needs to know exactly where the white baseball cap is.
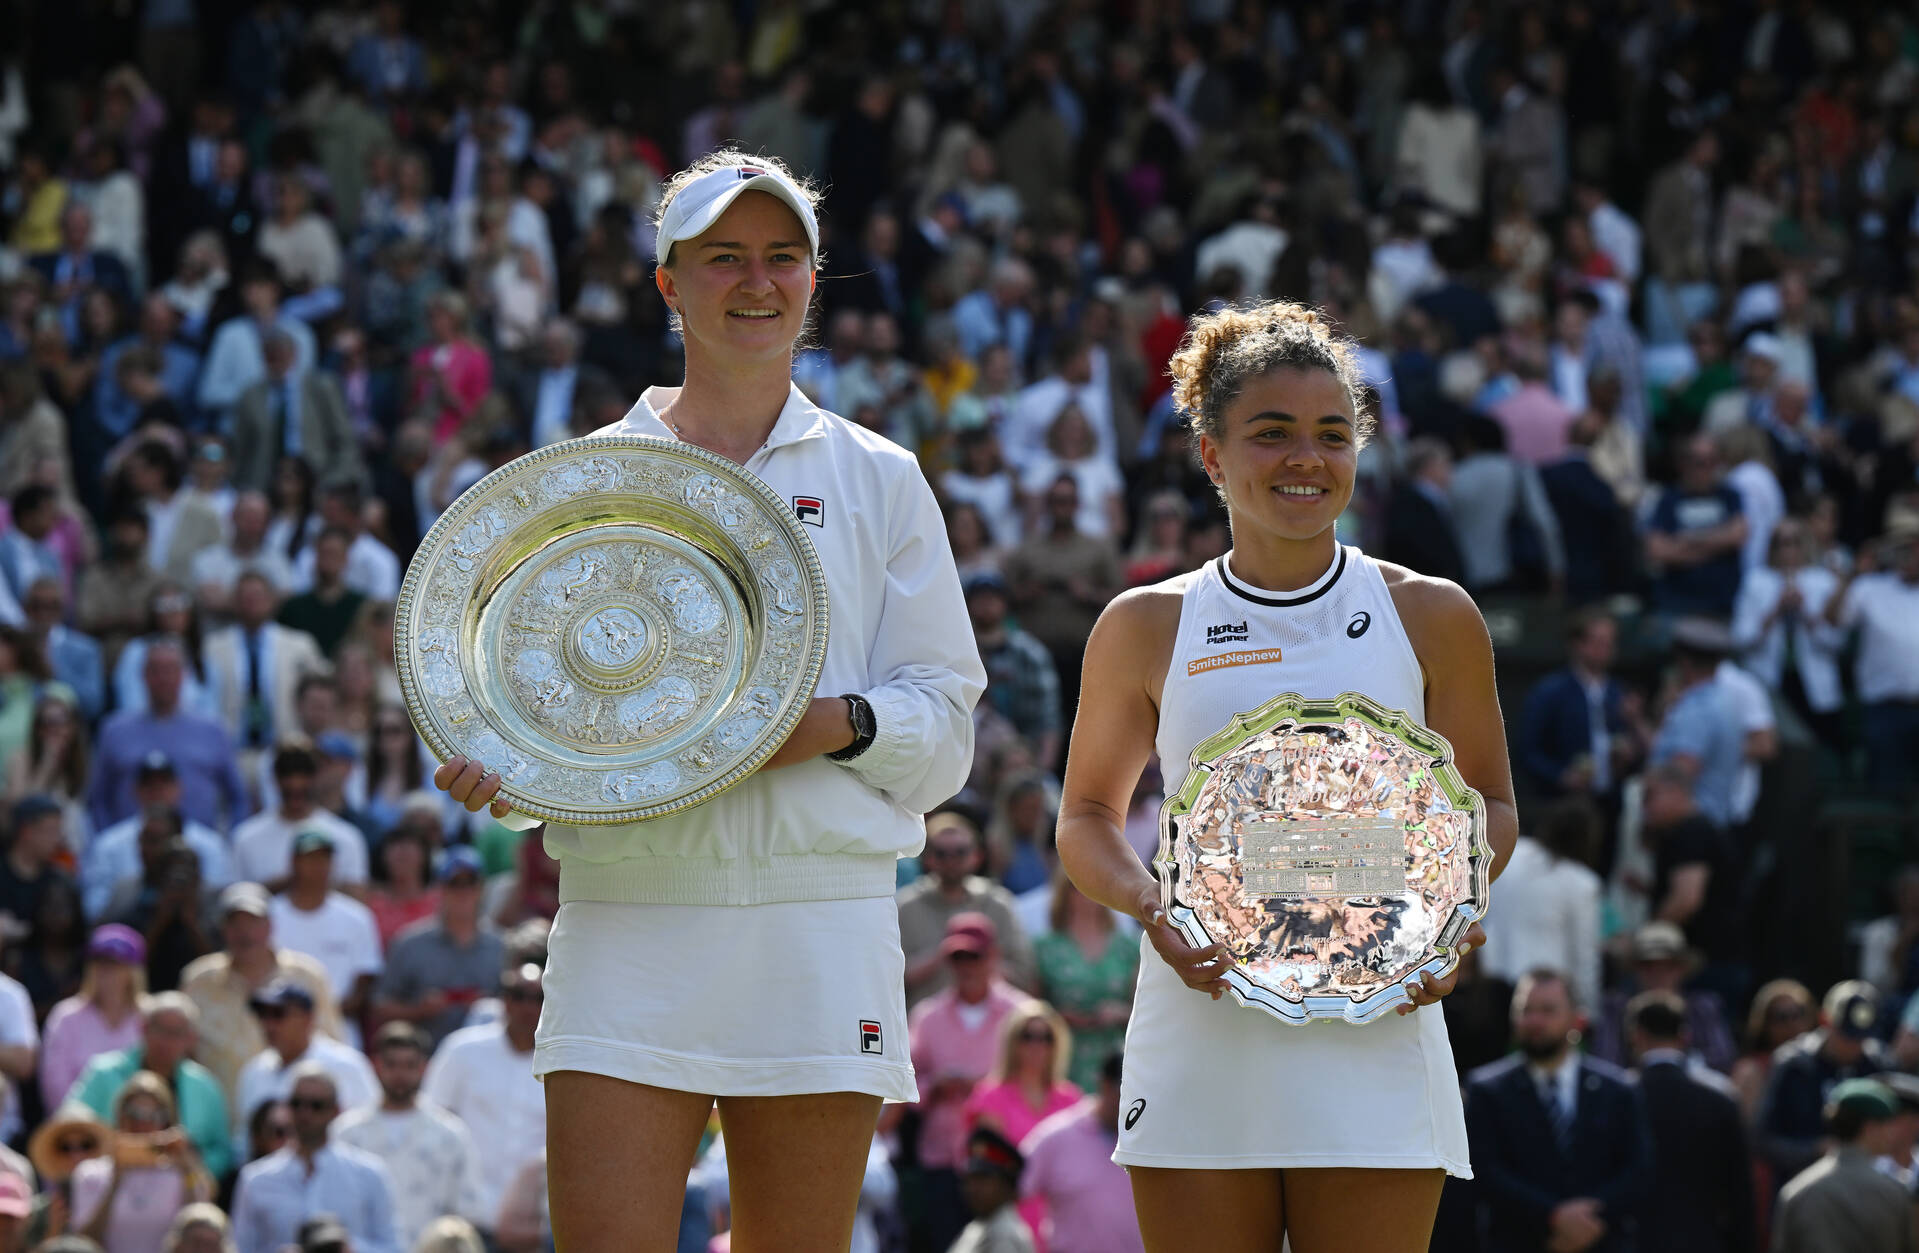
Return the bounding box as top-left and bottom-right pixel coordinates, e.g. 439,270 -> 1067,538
655,161 -> 820,265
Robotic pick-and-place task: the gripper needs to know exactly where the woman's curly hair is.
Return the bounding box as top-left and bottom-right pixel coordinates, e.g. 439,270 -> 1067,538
1167,300 -> 1375,445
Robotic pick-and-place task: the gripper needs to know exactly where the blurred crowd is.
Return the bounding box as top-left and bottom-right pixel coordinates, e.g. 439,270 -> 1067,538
2,0 -> 1919,1252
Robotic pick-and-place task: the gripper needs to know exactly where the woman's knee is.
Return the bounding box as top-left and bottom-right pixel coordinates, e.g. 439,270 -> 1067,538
545,1072 -> 714,1253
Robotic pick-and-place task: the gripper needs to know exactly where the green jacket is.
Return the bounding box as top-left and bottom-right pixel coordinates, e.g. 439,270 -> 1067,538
66,1046 -> 233,1179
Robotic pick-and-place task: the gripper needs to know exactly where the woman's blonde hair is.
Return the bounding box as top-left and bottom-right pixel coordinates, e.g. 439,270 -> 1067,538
163,1203 -> 235,1253
653,147 -> 825,270
412,1216 -> 487,1253
113,1069 -> 178,1129
79,949 -> 148,1009
1168,300 -> 1374,444
989,1000 -> 1073,1086
1745,978 -> 1815,1052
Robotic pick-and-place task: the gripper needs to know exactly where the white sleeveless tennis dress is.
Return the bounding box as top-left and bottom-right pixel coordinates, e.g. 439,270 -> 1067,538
1113,546 -> 1472,1177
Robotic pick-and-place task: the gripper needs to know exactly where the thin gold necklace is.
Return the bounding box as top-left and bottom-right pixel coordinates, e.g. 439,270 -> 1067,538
660,405 -> 765,458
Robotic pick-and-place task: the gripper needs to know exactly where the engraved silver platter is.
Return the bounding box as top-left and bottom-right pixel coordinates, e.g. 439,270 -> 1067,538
395,435 -> 828,825
1158,691 -> 1491,1024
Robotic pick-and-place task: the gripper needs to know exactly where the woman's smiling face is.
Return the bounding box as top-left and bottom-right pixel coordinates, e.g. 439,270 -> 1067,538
657,190 -> 815,367
1198,366 -> 1359,543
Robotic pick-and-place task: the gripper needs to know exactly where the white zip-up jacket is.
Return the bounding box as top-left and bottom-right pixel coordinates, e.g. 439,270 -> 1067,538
497,383 -> 985,907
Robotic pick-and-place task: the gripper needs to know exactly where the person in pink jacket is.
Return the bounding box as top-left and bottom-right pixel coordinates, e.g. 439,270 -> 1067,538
963,1001 -> 1081,1250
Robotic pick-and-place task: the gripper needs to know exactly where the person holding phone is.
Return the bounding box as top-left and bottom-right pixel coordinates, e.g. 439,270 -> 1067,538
69,1070 -> 214,1253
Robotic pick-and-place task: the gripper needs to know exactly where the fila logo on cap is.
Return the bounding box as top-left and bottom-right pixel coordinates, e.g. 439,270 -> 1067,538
738,166 -> 768,180
794,496 -> 824,527
859,1019 -> 883,1054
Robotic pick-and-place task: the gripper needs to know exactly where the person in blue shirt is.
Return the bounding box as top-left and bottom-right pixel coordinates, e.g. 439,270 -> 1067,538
93,295 -> 203,439
90,637 -> 250,833
230,1063 -> 399,1253
1648,619 -> 1745,829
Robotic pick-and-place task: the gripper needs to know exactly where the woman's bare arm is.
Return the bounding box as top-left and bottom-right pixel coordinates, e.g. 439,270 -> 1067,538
1386,567 -> 1522,881
1056,583 -> 1232,999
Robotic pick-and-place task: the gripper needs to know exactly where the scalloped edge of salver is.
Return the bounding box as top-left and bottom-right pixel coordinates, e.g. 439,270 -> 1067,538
1155,690 -> 1493,1025
393,433 -> 830,826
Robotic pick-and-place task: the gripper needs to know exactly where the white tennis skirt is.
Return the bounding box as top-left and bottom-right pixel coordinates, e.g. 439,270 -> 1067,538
1114,934 -> 1472,1176
534,896 -> 917,1103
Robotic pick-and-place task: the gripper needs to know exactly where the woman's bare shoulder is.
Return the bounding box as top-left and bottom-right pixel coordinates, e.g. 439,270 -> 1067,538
1372,559 -> 1489,656
1102,569 -> 1200,634
1086,569 -> 1198,693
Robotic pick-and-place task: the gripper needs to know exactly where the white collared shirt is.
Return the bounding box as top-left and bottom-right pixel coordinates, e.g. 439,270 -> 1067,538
231,1142 -> 399,1253
232,1036 -> 380,1157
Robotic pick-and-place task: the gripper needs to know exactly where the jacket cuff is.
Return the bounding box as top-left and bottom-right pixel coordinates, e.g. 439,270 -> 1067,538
849,685 -> 912,774
498,808 -> 543,832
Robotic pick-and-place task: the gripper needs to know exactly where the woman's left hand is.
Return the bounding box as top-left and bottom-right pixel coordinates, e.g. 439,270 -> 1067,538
1395,921 -> 1486,1016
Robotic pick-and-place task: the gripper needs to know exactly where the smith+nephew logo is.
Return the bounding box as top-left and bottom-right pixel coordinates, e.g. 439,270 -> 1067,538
1205,620 -> 1249,645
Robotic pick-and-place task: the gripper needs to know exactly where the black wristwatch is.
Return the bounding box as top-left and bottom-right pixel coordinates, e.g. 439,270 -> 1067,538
827,692 -> 877,762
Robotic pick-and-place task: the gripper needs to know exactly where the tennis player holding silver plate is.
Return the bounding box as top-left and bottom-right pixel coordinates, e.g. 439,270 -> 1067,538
1155,689 -> 1491,1026
1058,301 -> 1518,1253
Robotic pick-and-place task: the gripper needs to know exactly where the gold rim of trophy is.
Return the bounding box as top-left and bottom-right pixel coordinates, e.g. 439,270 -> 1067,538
395,435 -> 830,826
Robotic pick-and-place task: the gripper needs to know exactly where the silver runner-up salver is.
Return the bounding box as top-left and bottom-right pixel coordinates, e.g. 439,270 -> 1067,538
395,435 -> 829,826
1157,691 -> 1491,1024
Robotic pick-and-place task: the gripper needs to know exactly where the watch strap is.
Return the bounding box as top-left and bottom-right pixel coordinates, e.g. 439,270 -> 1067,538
827,692 -> 877,762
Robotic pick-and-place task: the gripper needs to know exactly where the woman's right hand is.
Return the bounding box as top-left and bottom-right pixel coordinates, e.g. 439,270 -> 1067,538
434,755 -> 514,818
1134,883 -> 1234,1000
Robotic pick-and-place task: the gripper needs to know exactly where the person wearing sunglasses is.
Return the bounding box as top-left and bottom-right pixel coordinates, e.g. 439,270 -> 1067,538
230,1064 -> 400,1253
419,963 -> 545,1244
27,1103 -> 112,1241
69,1070 -> 215,1253
962,1002 -> 1081,1249
65,992 -> 234,1180
899,810 -> 1036,1007
901,913 -> 1032,1251
231,980 -> 377,1160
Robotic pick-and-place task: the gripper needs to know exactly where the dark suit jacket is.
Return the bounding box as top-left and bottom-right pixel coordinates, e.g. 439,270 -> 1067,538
1382,482 -> 1465,584
29,250 -> 133,306
1634,1059 -> 1755,1253
230,369 -> 365,493
1515,668 -> 1626,798
1542,453 -> 1632,603
1465,1054 -> 1655,1253
185,178 -> 261,272
501,361 -> 615,446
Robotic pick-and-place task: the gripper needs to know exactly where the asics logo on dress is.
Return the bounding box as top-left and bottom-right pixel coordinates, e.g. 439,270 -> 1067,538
1347,612 -> 1371,638
1205,621 -> 1249,645
1125,1099 -> 1146,1130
